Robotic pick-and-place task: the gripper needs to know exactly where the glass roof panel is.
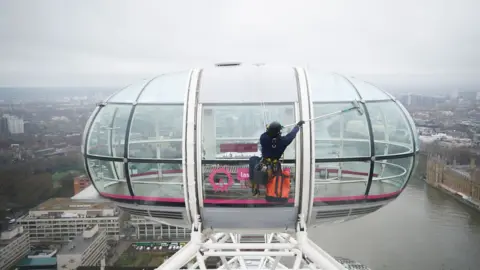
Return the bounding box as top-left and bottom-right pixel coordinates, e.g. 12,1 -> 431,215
108,79 -> 149,103
199,65 -> 298,103
137,71 -> 191,104
308,72 -> 360,102
348,77 -> 391,101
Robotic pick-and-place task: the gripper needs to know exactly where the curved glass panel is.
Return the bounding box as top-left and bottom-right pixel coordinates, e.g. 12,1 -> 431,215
368,156 -> 413,196
87,104 -> 132,157
81,106 -> 99,154
308,72 -> 360,102
199,66 -> 298,103
129,162 -> 183,201
201,104 -> 296,160
366,101 -> 413,155
108,79 -> 149,103
313,103 -> 370,158
396,101 -> 419,151
137,71 -> 191,103
128,105 -> 183,159
348,77 -> 391,101
87,158 -> 129,196
201,162 -> 296,206
313,161 -> 370,201
201,104 -> 297,206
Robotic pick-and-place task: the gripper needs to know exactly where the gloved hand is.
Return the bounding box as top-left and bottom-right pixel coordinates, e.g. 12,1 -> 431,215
297,120 -> 305,127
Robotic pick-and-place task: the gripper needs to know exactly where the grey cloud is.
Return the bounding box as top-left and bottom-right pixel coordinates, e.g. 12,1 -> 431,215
1,0 -> 480,90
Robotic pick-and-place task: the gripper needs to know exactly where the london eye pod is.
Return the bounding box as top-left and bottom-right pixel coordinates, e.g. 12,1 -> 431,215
80,63 -> 418,269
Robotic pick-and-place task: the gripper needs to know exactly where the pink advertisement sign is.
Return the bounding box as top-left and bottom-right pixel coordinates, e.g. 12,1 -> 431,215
236,167 -> 291,182
237,168 -> 250,181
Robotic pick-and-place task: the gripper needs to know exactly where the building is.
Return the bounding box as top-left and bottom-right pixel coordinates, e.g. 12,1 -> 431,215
0,117 -> 9,136
397,93 -> 444,109
16,257 -> 57,270
457,90 -> 478,107
3,114 -> 25,134
71,187 -> 191,241
18,198 -> 126,243
56,225 -> 107,270
0,222 -> 31,270
426,156 -> 480,202
74,175 -> 91,195
129,215 -> 191,240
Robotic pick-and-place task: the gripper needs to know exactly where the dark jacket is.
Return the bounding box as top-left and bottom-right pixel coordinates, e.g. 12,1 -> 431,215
259,126 -> 300,159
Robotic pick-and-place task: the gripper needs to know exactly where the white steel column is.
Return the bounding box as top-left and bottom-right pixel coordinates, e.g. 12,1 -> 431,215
294,102 -> 301,208
296,67 -> 314,223
196,103 -> 205,207
183,69 -> 200,225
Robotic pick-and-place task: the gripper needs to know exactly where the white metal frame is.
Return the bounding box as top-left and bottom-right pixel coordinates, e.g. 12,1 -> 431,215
297,68 -> 316,222
155,215 -> 349,270
295,67 -> 313,221
294,101 -> 302,208
196,103 -> 205,207
184,68 -> 201,224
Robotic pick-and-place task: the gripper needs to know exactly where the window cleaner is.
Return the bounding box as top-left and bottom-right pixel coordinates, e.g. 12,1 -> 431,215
249,120 -> 304,196
249,99 -> 364,198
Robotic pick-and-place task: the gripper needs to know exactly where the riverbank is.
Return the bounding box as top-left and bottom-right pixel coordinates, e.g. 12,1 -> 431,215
423,175 -> 480,211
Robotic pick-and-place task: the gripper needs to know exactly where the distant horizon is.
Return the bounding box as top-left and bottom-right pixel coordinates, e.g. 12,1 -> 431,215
1,72 -> 480,95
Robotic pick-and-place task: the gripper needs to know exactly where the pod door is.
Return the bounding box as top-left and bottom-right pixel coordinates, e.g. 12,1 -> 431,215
197,102 -> 300,230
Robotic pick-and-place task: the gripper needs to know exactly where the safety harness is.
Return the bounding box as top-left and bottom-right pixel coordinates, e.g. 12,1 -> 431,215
251,101 -> 284,196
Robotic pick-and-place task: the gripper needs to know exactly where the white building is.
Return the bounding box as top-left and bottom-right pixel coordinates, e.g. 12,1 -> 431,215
129,215 -> 191,240
18,198 -> 126,243
72,187 -> 190,241
3,114 -> 24,134
56,224 -> 107,270
0,223 -> 31,270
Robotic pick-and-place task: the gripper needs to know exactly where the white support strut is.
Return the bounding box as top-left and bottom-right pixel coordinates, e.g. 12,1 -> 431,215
155,215 -> 353,270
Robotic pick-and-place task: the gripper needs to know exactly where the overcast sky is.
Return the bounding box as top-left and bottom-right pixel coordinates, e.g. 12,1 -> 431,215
1,0 -> 480,92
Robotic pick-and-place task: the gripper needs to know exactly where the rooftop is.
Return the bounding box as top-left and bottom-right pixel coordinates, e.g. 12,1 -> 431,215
0,227 -> 25,247
57,226 -> 102,255
449,166 -> 472,179
31,198 -> 115,211
0,223 -> 25,246
16,257 -> 57,267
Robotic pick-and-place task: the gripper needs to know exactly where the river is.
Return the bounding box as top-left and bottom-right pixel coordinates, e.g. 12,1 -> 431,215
311,156 -> 480,270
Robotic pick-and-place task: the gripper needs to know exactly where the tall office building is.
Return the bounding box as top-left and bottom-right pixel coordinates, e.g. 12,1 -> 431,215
397,93 -> 443,108
56,225 -> 107,270
18,198 -> 126,242
73,175 -> 91,195
3,114 -> 25,134
0,222 -> 31,270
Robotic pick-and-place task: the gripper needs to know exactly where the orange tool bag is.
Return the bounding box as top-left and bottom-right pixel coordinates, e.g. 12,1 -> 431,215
265,169 -> 291,203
